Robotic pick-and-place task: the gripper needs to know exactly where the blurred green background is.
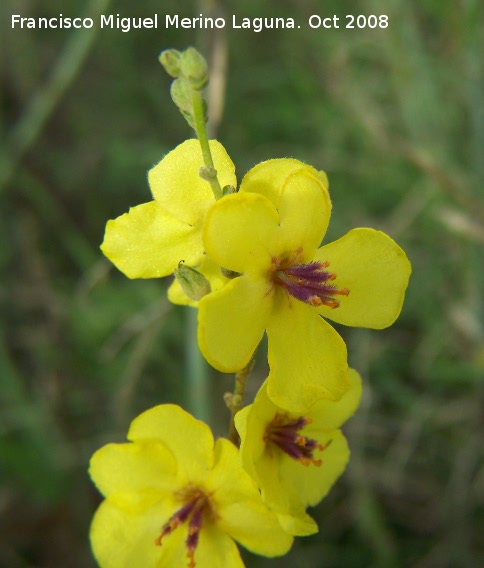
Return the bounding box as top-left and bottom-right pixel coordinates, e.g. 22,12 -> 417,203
1,0 -> 483,566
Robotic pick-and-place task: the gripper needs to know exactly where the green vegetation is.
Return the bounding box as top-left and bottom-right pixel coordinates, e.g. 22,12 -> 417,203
1,0 -> 482,566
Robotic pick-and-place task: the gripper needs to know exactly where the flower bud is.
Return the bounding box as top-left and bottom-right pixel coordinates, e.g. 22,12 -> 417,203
174,261 -> 211,301
222,184 -> 237,195
159,49 -> 182,78
170,78 -> 195,128
180,47 -> 209,90
199,166 -> 218,181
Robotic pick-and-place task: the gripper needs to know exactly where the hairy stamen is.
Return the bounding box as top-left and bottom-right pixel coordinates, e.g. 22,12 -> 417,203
273,259 -> 349,308
155,487 -> 214,568
264,413 -> 331,466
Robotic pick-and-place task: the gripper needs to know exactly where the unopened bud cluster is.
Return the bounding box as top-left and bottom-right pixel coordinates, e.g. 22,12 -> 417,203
159,47 -> 209,129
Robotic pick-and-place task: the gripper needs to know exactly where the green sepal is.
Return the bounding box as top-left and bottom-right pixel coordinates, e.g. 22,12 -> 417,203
174,261 -> 211,301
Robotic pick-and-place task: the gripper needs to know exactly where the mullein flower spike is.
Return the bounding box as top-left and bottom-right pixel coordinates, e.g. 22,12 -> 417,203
94,44 -> 413,568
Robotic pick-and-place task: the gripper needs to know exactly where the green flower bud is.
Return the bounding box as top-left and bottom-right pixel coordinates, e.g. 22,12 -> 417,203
174,261 -> 211,301
199,166 -> 218,181
180,47 -> 209,90
223,392 -> 242,410
222,184 -> 237,195
170,78 -> 195,128
159,49 -> 182,78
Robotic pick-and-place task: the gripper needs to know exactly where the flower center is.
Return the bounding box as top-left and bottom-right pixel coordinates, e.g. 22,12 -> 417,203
155,486 -> 215,568
264,413 -> 331,466
273,255 -> 349,308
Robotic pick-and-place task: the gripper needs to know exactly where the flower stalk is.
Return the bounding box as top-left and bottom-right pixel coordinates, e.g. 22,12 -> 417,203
160,47 -> 223,201
225,358 -> 255,446
191,88 -> 223,200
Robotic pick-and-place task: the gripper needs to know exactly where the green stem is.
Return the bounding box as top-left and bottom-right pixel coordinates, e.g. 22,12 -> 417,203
227,359 -> 255,446
185,307 -> 211,423
191,90 -> 223,200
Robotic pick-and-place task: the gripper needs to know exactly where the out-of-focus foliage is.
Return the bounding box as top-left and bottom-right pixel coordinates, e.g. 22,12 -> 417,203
0,0 -> 482,567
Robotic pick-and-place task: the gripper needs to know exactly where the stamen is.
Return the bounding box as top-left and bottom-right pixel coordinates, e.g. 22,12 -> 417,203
264,413 -> 331,466
274,259 -> 349,308
155,487 -> 213,568
186,507 -> 203,568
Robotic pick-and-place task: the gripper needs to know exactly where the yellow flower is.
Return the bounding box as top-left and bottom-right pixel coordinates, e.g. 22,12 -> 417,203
198,159 -> 411,412
89,404 -> 292,568
235,369 -> 362,536
100,139 -> 236,282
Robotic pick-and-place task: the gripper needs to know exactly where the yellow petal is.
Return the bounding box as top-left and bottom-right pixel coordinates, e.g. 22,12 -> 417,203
233,406 -> 249,442
196,524 -> 246,568
240,158 -> 331,260
91,497 -> 245,568
198,275 -> 273,373
251,445 -> 319,529
277,169 -> 331,258
207,438 -> 265,511
240,158 -> 328,205
218,499 -> 293,557
253,427 -> 349,515
203,192 -> 281,275
235,384 -> 273,488
314,228 -> 411,328
277,429 -> 350,507
277,511 -> 318,537
307,368 -> 363,432
235,405 -> 267,482
90,499 -> 182,568
101,201 -> 202,279
89,441 -> 176,502
208,439 -> 293,557
148,139 -> 236,226
266,297 -> 349,412
127,405 -> 214,483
